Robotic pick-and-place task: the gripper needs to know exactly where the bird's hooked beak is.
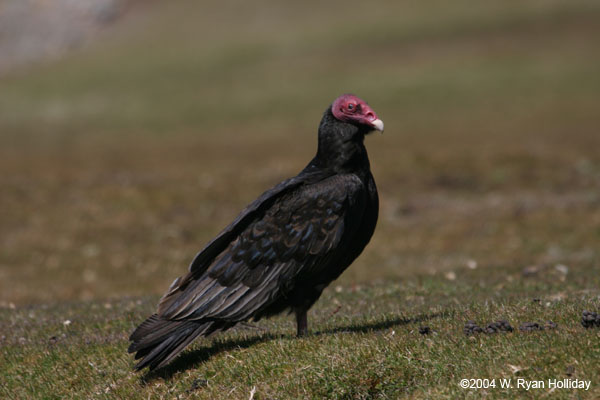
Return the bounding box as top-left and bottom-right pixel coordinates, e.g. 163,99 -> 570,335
371,119 -> 384,133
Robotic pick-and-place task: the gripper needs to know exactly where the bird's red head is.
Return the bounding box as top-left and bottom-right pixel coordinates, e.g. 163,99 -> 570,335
331,94 -> 384,132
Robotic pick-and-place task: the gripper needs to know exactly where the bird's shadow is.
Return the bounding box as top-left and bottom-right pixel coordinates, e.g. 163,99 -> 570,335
139,310 -> 451,383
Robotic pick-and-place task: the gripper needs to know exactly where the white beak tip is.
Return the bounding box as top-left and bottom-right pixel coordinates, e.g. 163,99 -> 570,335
372,119 -> 384,132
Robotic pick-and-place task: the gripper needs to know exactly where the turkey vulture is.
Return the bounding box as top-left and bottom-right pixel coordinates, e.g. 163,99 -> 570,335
129,94 -> 384,370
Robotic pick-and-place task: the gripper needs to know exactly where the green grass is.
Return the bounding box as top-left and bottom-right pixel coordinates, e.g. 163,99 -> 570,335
1,0 -> 599,398
2,265 -> 599,399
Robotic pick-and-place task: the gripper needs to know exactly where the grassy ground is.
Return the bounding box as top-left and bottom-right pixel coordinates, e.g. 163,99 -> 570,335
2,266 -> 599,399
1,0 -> 599,398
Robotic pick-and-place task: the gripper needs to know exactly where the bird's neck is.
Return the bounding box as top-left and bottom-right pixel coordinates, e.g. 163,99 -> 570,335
314,137 -> 370,174
312,111 -> 371,174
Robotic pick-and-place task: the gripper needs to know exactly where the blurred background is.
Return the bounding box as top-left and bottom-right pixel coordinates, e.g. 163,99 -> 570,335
1,0 -> 598,305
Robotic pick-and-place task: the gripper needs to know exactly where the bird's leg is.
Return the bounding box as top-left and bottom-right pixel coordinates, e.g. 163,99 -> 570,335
295,308 -> 308,337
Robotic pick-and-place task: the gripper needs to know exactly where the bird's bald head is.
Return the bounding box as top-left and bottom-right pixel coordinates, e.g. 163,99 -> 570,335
331,94 -> 384,133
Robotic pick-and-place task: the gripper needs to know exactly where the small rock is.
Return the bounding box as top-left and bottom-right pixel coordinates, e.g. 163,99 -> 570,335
187,378 -> 208,392
581,310 -> 600,328
444,271 -> 456,281
465,320 -> 514,335
522,265 -> 540,276
565,365 -> 575,377
464,321 -> 483,336
419,326 -> 431,335
519,322 -> 543,332
507,364 -> 526,374
544,321 -> 558,330
49,333 -> 67,344
484,320 -> 513,333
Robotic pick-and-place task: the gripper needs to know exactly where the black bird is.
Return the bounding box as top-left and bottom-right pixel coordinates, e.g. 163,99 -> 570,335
128,94 -> 384,370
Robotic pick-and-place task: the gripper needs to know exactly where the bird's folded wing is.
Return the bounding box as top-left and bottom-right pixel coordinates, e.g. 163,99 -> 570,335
156,173 -> 367,321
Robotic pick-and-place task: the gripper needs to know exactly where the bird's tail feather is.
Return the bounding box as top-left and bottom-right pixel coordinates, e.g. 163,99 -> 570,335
128,314 -> 221,371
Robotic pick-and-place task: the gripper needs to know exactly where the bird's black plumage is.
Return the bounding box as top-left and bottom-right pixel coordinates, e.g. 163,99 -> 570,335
129,94 -> 383,370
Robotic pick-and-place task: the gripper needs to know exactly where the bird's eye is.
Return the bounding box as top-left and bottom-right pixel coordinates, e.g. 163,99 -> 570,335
347,104 -> 354,110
